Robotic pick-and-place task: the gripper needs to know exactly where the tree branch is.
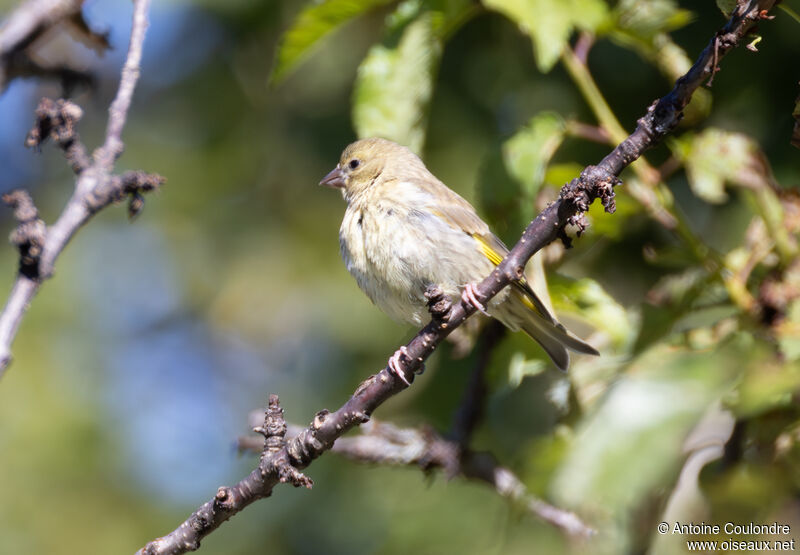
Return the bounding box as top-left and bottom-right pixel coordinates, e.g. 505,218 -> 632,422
565,120 -> 612,145
138,2 -> 776,552
238,418 -> 594,537
0,0 -> 83,61
141,396 -> 314,555
0,0 -> 159,376
449,320 -> 505,450
0,0 -> 107,93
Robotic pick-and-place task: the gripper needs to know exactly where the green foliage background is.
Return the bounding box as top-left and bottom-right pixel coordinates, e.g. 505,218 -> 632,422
0,0 -> 799,553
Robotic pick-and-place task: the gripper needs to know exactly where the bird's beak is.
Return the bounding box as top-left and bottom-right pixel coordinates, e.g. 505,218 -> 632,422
320,166 -> 346,188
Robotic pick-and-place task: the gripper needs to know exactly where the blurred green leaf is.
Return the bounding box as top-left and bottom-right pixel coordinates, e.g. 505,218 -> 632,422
635,303 -> 678,353
649,35 -> 713,127
553,340 -> 741,521
385,0 -> 426,32
508,351 -> 547,387
386,0 -> 477,38
614,0 -> 693,38
542,162 -> 645,240
610,1 -> 711,125
272,0 -> 396,83
482,0 -> 609,72
476,145 -> 527,239
635,267 -> 734,353
520,431 -> 572,495
642,243 -> 703,268
584,186 -> 640,240
777,300 -> 800,362
549,275 -> 633,349
503,112 -> 565,201
716,0 -> 737,17
646,268 -> 712,306
352,12 -> 442,153
478,158 -> 576,255
677,128 -> 770,204
773,420 -> 800,490
542,162 -> 582,188
652,33 -> 693,77
732,339 -> 800,418
673,305 -> 738,333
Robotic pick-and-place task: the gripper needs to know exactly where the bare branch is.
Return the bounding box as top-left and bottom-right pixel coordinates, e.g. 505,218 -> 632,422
95,0 -> 149,171
138,3 -> 777,552
573,31 -> 594,66
0,0 -> 82,55
2,190 -> 46,278
466,455 -> 592,538
0,0 -> 106,93
0,0 -> 158,376
4,56 -> 93,95
141,396 -> 313,555
256,394 -> 314,488
449,321 -> 505,450
565,120 -> 612,145
239,419 -> 595,537
25,97 -> 91,171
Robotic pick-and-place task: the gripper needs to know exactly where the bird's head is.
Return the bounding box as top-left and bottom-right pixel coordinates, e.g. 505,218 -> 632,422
320,137 -> 424,200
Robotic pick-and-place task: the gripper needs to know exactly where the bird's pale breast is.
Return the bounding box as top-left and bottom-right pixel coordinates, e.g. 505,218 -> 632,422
340,181 -> 496,326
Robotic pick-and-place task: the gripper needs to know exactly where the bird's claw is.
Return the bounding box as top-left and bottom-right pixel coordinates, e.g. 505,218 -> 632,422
388,346 -> 412,386
462,283 -> 490,316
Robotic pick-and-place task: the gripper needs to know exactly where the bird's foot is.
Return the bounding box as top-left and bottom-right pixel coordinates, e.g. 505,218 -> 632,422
462,283 -> 490,316
388,346 -> 412,386
425,284 -> 452,321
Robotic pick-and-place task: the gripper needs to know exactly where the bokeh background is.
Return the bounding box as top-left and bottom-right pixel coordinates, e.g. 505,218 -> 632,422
1,0 -> 799,553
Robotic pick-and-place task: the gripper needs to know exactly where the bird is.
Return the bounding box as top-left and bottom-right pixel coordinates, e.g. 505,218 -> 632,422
320,137 -> 598,384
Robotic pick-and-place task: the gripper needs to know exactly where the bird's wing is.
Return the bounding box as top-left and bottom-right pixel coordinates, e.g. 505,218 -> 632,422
407,175 -> 556,322
411,175 -> 492,235
401,174 -> 598,359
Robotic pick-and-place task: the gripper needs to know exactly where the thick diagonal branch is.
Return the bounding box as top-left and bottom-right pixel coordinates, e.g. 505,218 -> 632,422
137,2 -> 775,553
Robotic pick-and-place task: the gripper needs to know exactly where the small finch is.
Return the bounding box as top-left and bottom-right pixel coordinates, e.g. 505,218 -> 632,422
321,137 -> 597,383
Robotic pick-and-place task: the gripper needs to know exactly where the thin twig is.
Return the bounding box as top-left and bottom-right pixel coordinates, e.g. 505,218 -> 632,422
655,155 -> 682,182
137,2 -> 776,553
565,120 -> 612,145
449,321 -> 505,450
95,0 -> 148,171
573,32 -> 595,66
0,0 -> 158,375
238,419 -> 595,537
39,0 -> 151,277
707,34 -> 720,87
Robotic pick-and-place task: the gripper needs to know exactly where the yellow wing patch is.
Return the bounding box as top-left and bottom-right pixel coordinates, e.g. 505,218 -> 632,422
470,233 -> 552,320
516,290 -> 536,310
513,282 -> 547,318
473,234 -> 504,266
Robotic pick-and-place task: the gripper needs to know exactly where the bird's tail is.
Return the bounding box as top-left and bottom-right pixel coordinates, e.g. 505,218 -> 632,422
503,285 -> 599,371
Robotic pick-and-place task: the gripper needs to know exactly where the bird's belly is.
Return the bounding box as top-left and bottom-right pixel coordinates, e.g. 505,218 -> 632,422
340,205 -> 496,326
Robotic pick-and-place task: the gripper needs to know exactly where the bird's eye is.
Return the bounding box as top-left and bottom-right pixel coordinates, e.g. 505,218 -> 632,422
348,159 -> 361,170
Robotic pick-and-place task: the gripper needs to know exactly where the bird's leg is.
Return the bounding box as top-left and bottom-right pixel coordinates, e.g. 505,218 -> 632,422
462,283 -> 490,317
388,346 -> 412,386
